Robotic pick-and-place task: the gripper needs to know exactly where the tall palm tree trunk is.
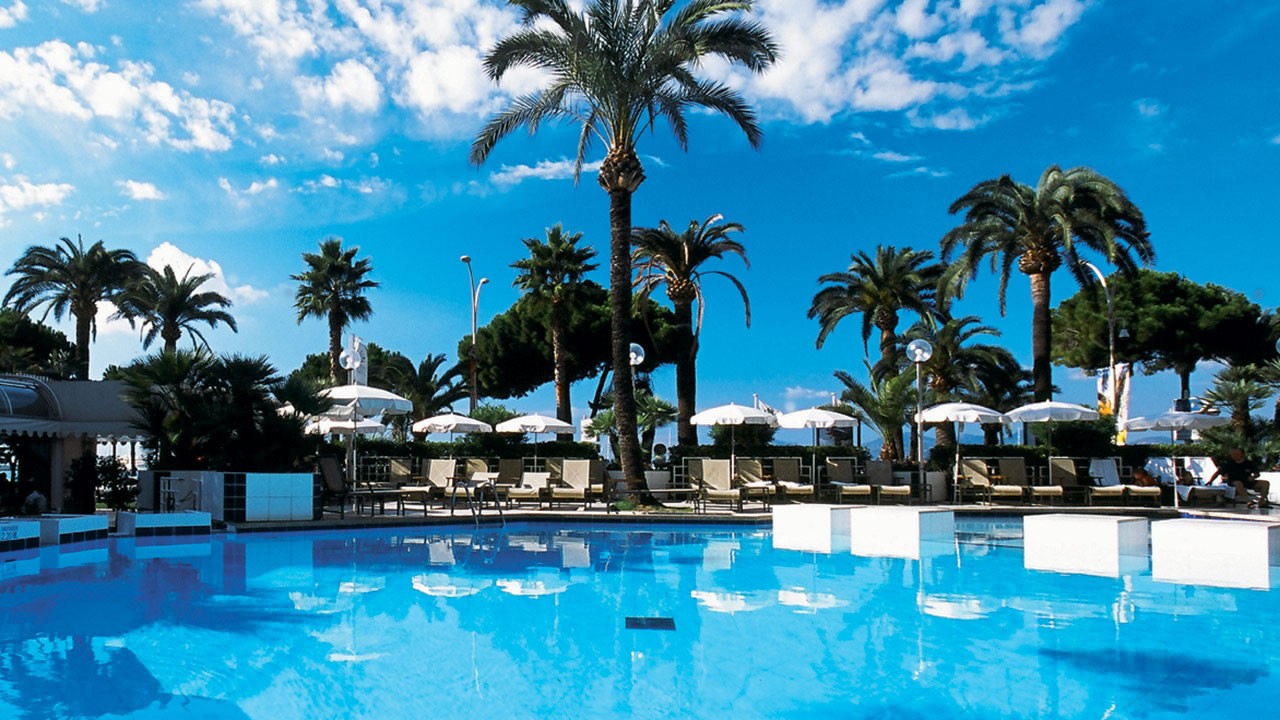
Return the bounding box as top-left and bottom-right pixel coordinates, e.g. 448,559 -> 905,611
877,324 -> 897,372
162,325 -> 181,355
601,148 -> 646,494
1029,271 -> 1053,401
981,422 -> 1003,445
73,307 -> 92,380
550,311 -> 573,441
328,305 -> 344,383
674,300 -> 697,446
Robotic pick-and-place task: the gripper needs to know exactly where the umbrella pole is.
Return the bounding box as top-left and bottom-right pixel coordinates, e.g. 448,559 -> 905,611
813,427 -> 819,487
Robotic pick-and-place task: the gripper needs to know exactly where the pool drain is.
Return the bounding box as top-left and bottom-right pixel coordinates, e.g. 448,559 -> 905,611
625,616 -> 675,631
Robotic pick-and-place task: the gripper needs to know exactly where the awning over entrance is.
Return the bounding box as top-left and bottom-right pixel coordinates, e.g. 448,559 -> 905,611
0,375 -> 145,440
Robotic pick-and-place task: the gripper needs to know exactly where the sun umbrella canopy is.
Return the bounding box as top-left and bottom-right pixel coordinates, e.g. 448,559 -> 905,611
916,402 -> 1009,424
306,417 -> 386,436
320,384 -> 412,416
1005,401 -> 1099,423
690,403 -> 779,427
777,407 -> 858,430
1126,411 -> 1231,432
495,414 -> 576,435
413,413 -> 493,435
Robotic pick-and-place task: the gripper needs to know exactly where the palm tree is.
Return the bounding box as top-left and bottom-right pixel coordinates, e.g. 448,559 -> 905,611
292,237 -> 379,382
115,265 -> 237,353
902,311 -> 1016,450
809,245 -> 943,370
470,0 -> 778,485
1203,365 -> 1272,439
513,224 -> 598,434
633,214 -> 750,446
380,353 -> 469,439
942,165 -> 1153,401
3,235 -> 144,379
836,366 -> 915,461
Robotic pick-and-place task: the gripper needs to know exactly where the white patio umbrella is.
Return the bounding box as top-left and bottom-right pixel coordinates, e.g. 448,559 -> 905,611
1125,411 -> 1230,433
318,385 -> 411,483
414,412 -> 494,458
916,403 -> 1009,497
495,413 -> 576,461
777,407 -> 859,484
1005,400 -> 1099,453
306,417 -> 386,436
691,403 -> 779,475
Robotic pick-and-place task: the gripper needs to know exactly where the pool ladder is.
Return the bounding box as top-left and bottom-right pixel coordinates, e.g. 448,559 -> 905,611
452,479 -> 505,528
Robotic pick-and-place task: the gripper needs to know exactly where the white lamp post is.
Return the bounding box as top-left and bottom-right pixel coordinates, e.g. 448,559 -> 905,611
1081,261 -> 1117,419
907,338 -> 933,500
461,255 -> 488,413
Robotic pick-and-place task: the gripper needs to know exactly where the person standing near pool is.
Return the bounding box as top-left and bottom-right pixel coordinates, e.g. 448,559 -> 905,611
1209,447 -> 1272,509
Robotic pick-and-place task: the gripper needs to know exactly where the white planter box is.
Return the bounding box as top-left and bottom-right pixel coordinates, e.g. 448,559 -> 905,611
117,511 -> 211,537
773,504 -> 855,554
38,514 -> 108,546
850,507 -> 955,559
1152,518 -> 1280,589
0,520 -> 40,553
1025,514 -> 1149,577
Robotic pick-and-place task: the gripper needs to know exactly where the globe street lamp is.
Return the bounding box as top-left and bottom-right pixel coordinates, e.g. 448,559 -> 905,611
461,255 -> 488,413
907,338 -> 933,500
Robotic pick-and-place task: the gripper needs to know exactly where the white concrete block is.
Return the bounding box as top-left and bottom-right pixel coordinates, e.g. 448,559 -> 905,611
0,520 -> 40,551
1152,519 -> 1280,589
849,507 -> 956,559
1024,514 -> 1149,577
38,514 -> 108,546
117,511 -> 211,536
245,496 -> 269,522
773,504 -> 856,554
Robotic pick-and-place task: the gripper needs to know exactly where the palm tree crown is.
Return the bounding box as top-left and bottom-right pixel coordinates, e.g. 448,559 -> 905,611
3,235 -> 144,379
116,265 -> 237,354
292,237 -> 379,382
471,0 -> 778,486
809,245 -> 942,370
633,214 -> 751,445
942,164 -> 1153,400
512,224 -> 598,429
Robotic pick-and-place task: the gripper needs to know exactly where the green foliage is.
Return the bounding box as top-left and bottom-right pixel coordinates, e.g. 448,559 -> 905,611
112,264 -> 237,353
837,366 -> 915,460
1053,269 -> 1274,396
462,283 -> 682,400
64,455 -> 137,511
3,235 -> 145,379
708,424 -> 777,454
118,350 -> 312,472
292,237 -> 379,380
0,308 -> 75,378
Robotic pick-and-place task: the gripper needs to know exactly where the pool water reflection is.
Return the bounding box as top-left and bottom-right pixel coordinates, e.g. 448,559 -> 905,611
0,520 -> 1273,719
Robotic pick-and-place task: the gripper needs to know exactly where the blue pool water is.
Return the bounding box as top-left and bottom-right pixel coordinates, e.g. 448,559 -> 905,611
0,519 -> 1275,719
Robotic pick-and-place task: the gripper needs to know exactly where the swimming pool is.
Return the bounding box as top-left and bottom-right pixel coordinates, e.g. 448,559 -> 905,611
0,519 -> 1273,719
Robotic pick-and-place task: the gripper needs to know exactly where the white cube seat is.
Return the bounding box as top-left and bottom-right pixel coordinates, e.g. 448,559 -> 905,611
773,504 -> 855,554
1152,518 -> 1280,589
1024,514 -> 1148,577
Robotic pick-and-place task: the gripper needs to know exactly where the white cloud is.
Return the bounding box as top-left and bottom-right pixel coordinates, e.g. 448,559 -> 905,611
62,0 -> 102,12
872,150 -> 920,163
146,241 -> 268,305
297,58 -> 382,112
218,176 -> 279,204
118,179 -> 165,200
0,1 -> 27,28
0,177 -> 74,224
260,153 -> 285,165
1271,134 -> 1280,145
321,148 -> 344,162
783,386 -> 834,412
887,165 -> 951,179
1134,98 -> 1165,118
489,158 -> 603,188
999,0 -> 1088,59
0,153 -> 14,170
0,40 -> 237,151
245,178 -> 278,194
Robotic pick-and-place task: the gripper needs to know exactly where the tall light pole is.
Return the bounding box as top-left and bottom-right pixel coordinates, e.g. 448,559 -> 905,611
907,338 -> 933,500
461,255 -> 488,414
1081,261 -> 1117,420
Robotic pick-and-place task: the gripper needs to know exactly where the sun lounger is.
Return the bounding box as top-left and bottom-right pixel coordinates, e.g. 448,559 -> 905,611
868,460 -> 911,504
389,457 -> 436,512
692,458 -> 766,512
1048,457 -> 1104,505
1189,456 -> 1247,504
549,458 -> 604,507
826,457 -> 872,504
771,457 -> 813,501
317,456 -> 352,518
507,471 -> 549,508
957,458 -> 997,503
734,459 -> 775,505
999,457 -> 1062,504
1089,457 -> 1160,507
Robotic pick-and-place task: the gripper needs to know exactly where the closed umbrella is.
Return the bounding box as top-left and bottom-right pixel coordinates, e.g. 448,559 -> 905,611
495,413 -> 576,462
777,407 -> 859,485
691,403 -> 778,476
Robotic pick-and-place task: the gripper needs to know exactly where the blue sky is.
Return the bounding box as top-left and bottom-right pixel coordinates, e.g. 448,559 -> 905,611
0,0 -> 1277,448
